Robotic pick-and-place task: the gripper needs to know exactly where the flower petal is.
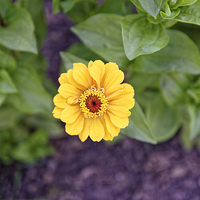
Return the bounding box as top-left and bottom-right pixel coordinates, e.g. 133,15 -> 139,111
66,69 -> 85,91
67,96 -> 79,105
103,113 -> 120,137
61,105 -> 80,123
53,94 -> 67,108
73,66 -> 92,89
73,62 -> 88,70
110,97 -> 135,110
105,84 -> 123,96
122,83 -> 135,98
52,107 -> 63,119
108,105 -> 131,117
58,73 -> 68,85
79,118 -> 91,142
89,65 -> 101,89
58,83 -> 81,98
89,118 -> 105,142
106,89 -> 124,101
103,70 -> 124,90
65,113 -> 84,135
107,111 -> 129,128
93,60 -> 105,81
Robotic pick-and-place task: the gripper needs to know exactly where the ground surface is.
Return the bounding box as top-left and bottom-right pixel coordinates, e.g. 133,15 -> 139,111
1,1 -> 200,200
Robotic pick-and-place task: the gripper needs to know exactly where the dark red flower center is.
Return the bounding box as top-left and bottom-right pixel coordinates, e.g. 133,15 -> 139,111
86,95 -> 102,113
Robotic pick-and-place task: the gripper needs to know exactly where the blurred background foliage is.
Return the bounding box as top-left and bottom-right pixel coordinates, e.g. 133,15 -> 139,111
1,0 -> 200,166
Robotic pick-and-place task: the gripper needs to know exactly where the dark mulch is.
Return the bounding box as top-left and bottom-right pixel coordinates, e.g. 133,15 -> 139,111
1,135 -> 200,200
1,1 -> 200,200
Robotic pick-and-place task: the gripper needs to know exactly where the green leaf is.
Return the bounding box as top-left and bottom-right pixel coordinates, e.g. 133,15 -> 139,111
133,29 -> 200,74
174,0 -> 200,26
0,107 -> 21,130
0,93 -> 6,107
53,0 -> 61,14
0,70 -> 18,94
180,121 -> 193,150
131,0 -> 146,12
67,43 -> 100,61
96,0 -> 132,15
146,93 -> 181,142
60,52 -> 88,71
0,0 -> 11,18
160,74 -> 185,106
121,14 -> 169,60
121,101 -> 157,144
71,14 -> 128,66
172,0 -> 197,9
160,5 -> 180,19
8,64 -> 52,114
62,0 -> 97,23
189,105 -> 200,139
137,0 -> 167,18
0,50 -> 16,71
23,0 -> 46,47
0,5 -> 37,53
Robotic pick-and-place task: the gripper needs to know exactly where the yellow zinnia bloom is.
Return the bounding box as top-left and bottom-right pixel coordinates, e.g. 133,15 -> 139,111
52,60 -> 135,142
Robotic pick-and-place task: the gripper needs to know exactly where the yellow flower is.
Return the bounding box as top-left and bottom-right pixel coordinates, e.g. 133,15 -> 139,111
53,60 -> 135,142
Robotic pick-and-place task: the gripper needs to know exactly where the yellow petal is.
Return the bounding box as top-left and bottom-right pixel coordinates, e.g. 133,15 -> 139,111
103,113 -> 120,137
93,60 -> 105,81
58,83 -> 81,98
106,89 -> 124,101
58,73 -> 68,85
89,65 -> 101,89
73,62 -> 88,70
103,70 -> 124,90
65,113 -> 84,135
122,83 -> 135,98
104,84 -> 123,96
66,69 -> 86,91
79,118 -> 91,142
67,96 -> 79,105
73,66 -> 92,89
53,94 -> 67,108
108,105 -> 131,117
110,97 -> 135,110
89,118 -> 105,142
52,107 -> 63,119
107,111 -> 129,128
88,60 -> 94,68
61,105 -> 80,123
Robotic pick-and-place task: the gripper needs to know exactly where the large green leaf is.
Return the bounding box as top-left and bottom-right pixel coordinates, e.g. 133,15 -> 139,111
146,93 -> 181,142
71,14 -> 128,66
62,0 -> 97,23
0,5 -> 37,53
131,0 -> 146,12
8,64 -> 52,114
67,43 -> 100,61
160,74 -> 185,106
121,101 -> 157,144
96,0 -> 132,15
0,50 -> 16,71
0,70 -> 17,94
174,0 -> 200,26
133,29 -> 200,74
23,0 -> 46,47
121,14 -> 169,60
137,0 -> 167,18
0,93 -> 6,107
60,52 -> 88,71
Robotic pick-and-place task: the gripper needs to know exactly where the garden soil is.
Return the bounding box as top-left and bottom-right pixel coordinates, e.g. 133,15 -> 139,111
1,1 -> 200,200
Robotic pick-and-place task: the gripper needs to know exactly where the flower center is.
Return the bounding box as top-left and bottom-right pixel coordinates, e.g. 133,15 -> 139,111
79,87 -> 108,118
